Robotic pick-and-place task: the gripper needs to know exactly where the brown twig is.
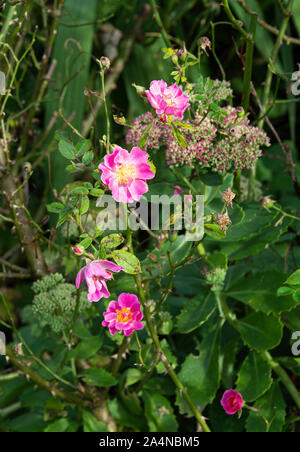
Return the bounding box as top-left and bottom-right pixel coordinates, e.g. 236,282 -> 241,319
237,0 -> 300,46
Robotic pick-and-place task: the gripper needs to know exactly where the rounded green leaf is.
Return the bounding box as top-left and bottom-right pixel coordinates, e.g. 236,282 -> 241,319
112,250 -> 141,274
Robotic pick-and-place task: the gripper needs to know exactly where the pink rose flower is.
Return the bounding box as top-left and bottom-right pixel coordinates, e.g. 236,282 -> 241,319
76,260 -> 124,302
98,146 -> 155,203
145,80 -> 190,119
102,293 -> 144,336
221,389 -> 244,415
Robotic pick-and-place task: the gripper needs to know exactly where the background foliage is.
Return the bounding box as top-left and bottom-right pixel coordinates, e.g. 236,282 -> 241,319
0,0 -> 300,432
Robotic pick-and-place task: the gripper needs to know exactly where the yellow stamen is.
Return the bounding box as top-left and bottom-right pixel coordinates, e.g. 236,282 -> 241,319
116,307 -> 132,323
116,163 -> 137,185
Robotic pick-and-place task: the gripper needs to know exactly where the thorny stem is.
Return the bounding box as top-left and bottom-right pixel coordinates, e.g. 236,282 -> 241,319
98,60 -> 111,153
237,0 -> 300,46
124,208 -> 211,432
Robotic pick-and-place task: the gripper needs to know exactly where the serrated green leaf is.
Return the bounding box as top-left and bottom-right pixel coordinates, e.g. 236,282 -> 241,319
236,351 -> 272,402
176,292 -> 216,334
246,382 -> 286,432
238,312 -> 283,351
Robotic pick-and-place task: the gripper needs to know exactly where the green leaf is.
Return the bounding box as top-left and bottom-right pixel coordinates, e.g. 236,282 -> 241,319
227,271 -> 298,314
90,188 -> 104,197
171,123 -> 187,148
246,382 -> 286,432
176,292 -> 216,334
138,122 -> 153,148
199,172 -> 223,186
238,312 -> 283,351
82,150 -> 94,165
224,207 -> 277,241
70,186 -> 89,195
111,249 -> 141,274
70,335 -> 103,360
236,351 -> 272,402
77,237 -> 93,250
58,139 -> 75,160
205,224 -> 226,240
82,411 -> 108,432
80,368 -> 117,388
75,139 -> 92,156
46,202 -> 64,213
177,321 -> 221,413
44,418 -> 78,432
142,391 -> 178,432
79,196 -> 89,215
285,270 -> 300,286
101,234 -> 124,252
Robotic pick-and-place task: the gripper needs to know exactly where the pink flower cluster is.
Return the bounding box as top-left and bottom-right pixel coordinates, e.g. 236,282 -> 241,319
98,145 -> 154,203
221,389 -> 244,415
126,106 -> 270,174
76,262 -> 144,336
102,293 -> 144,336
145,80 -> 190,120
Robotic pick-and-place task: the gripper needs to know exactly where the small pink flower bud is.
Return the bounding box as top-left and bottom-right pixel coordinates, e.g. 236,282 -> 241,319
73,246 -> 84,255
221,389 -> 243,415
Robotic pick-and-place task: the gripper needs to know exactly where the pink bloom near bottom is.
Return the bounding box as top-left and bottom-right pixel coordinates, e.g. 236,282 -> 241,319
221,389 -> 243,415
102,293 -> 144,336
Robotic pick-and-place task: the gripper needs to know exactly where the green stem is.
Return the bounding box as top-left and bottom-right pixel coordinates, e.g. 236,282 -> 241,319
124,208 -> 210,432
0,372 -> 20,382
149,0 -> 172,48
261,351 -> 300,411
222,0 -> 248,39
98,60 -> 111,153
111,336 -> 131,378
0,290 -> 76,390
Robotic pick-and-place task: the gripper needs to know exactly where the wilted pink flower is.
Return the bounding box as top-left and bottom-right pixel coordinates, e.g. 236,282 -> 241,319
102,293 -> 144,336
221,188 -> 236,208
173,185 -> 184,195
217,210 -> 232,231
145,80 -> 190,119
98,146 -> 155,203
76,260 -> 124,302
221,389 -> 243,415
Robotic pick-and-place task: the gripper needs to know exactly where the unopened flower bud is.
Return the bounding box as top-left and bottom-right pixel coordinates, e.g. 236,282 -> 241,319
113,114 -> 126,126
260,196 -> 275,210
131,83 -> 146,97
73,246 -> 84,255
99,56 -> 111,70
